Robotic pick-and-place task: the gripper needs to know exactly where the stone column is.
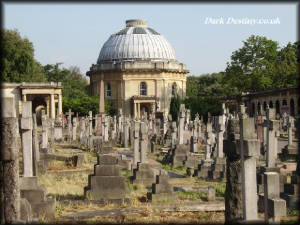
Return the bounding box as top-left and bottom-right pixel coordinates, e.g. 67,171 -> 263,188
88,111 -> 93,149
1,98 -> 21,223
58,94 -> 62,117
178,104 -> 185,145
288,116 -> 294,146
137,103 -> 140,119
104,116 -> 109,142
140,122 -> 148,163
134,102 -> 137,119
238,105 -> 260,221
133,120 -> 140,168
72,117 -> 77,141
41,110 -> 48,149
205,122 -> 213,160
32,113 -> 39,176
216,116 -> 225,158
50,94 -> 55,119
20,101 -> 33,177
123,117 -> 129,148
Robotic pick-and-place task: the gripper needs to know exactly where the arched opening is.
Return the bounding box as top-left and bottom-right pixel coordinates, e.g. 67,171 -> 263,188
263,101 -> 267,112
172,82 -> 177,96
106,83 -> 111,97
275,100 -> 280,115
257,102 -> 261,115
290,99 -> 295,116
140,82 -> 147,96
269,101 -> 273,108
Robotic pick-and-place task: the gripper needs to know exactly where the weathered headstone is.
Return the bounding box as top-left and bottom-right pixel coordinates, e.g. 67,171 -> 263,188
178,104 -> 185,144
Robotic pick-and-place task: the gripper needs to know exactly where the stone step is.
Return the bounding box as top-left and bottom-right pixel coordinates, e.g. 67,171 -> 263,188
30,198 -> 56,220
21,187 -> 46,204
19,176 -> 40,190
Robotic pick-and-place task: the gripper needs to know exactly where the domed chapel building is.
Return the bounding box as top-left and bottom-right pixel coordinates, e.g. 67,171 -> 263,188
87,19 -> 189,118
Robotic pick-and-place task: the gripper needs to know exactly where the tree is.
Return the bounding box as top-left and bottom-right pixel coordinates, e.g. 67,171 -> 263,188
273,41 -> 299,88
223,35 -> 279,94
2,29 -> 46,82
169,94 -> 182,121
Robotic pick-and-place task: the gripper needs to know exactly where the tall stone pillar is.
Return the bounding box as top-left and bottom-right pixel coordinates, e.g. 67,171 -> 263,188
50,94 -> 55,119
97,78 -> 105,136
178,104 -> 185,145
58,94 -> 62,117
21,101 -> 33,177
1,98 -> 21,223
133,121 -> 140,168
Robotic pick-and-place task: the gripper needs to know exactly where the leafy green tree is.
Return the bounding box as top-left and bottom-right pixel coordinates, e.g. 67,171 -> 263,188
169,94 -> 182,121
223,35 -> 279,94
273,41 -> 299,88
2,29 -> 46,82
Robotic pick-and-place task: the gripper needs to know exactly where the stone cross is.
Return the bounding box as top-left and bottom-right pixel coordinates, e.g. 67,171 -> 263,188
178,104 -> 185,144
238,104 -> 260,221
263,107 -> 279,168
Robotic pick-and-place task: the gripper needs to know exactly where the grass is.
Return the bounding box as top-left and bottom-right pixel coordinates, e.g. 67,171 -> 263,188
176,191 -> 207,201
40,172 -> 88,200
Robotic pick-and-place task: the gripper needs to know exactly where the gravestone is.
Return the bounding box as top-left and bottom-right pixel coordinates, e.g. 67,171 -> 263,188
147,170 -> 175,202
132,163 -> 156,185
281,116 -> 298,160
84,154 -> 129,202
236,105 -> 260,221
66,109 -> 74,142
123,117 -> 130,148
53,110 -> 63,142
263,172 -> 286,223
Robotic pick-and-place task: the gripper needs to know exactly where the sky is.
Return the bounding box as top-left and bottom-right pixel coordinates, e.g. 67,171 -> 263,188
3,3 -> 298,77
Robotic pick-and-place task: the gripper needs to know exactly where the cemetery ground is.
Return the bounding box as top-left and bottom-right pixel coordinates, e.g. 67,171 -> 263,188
22,141 -> 298,224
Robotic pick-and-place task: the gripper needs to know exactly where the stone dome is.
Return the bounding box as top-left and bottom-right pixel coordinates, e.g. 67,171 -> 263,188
97,20 -> 176,63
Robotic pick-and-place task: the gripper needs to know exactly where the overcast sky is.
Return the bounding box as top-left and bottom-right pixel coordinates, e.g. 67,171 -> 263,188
4,3 -> 298,76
